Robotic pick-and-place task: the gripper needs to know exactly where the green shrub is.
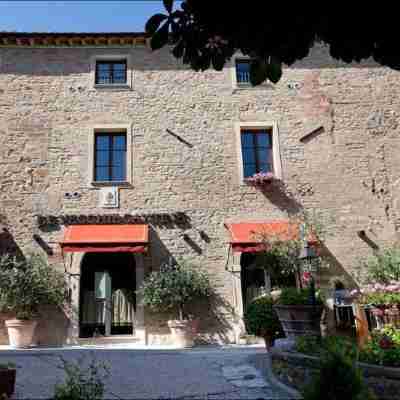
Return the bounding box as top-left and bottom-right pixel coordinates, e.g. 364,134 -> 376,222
276,287 -> 323,306
295,327 -> 400,368
363,247 -> 400,284
54,357 -> 109,400
138,261 -> 212,320
294,334 -> 357,359
361,291 -> 400,306
294,334 -> 322,355
359,325 -> 400,367
244,295 -> 284,341
303,345 -> 375,400
0,254 -> 66,319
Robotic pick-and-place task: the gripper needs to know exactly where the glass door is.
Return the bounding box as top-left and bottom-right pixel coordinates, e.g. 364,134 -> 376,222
94,271 -> 112,336
79,253 -> 136,338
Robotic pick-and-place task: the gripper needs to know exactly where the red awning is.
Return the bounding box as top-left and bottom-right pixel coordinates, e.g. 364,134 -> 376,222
60,224 -> 148,253
225,221 -> 311,253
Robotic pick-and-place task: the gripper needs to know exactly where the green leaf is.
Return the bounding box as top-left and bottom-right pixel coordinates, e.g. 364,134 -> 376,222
172,40 -> 185,58
266,57 -> 282,84
150,21 -> 170,51
211,53 -> 225,71
249,58 -> 268,86
163,0 -> 174,14
145,14 -> 168,35
198,54 -> 211,71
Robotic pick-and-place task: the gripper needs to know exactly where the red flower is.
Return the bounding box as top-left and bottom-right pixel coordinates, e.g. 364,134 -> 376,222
379,335 -> 394,350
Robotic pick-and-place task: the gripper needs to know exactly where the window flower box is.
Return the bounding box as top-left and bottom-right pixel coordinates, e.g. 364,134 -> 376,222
244,172 -> 278,186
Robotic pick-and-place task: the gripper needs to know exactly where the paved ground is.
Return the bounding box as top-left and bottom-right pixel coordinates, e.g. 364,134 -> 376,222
0,346 -> 295,399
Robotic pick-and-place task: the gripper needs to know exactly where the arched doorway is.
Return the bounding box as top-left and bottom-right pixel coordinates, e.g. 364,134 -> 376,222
240,252 -> 297,312
240,253 -> 270,312
79,252 -> 136,338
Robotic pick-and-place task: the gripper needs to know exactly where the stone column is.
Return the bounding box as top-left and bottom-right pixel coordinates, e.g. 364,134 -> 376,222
230,252 -> 246,344
65,252 -> 84,345
134,254 -> 147,344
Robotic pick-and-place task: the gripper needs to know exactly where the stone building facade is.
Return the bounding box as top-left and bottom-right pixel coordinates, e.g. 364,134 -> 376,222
0,32 -> 400,346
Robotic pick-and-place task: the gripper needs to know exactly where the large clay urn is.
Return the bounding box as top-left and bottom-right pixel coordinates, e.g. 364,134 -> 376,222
5,319 -> 37,348
273,305 -> 323,338
168,320 -> 194,348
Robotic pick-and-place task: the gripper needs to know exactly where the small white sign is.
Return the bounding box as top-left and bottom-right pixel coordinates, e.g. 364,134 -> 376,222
99,187 -> 119,208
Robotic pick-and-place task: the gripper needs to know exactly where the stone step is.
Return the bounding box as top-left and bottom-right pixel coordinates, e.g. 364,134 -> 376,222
77,335 -> 140,345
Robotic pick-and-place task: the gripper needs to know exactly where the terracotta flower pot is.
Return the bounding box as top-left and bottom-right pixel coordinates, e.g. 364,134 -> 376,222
189,318 -> 200,335
168,320 -> 194,348
0,368 -> 16,398
5,319 -> 37,348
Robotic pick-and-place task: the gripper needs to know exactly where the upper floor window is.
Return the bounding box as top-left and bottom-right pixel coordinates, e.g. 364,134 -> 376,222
94,133 -> 127,182
240,129 -> 273,178
235,59 -> 251,85
95,60 -> 127,85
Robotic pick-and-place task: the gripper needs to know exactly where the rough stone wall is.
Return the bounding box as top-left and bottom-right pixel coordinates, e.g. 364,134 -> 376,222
1,44 -> 400,344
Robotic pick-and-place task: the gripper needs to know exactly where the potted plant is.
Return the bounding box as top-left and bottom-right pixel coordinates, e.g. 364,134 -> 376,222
353,246 -> 400,329
244,172 -> 278,187
0,362 -> 16,398
351,283 -> 400,329
138,261 -> 212,348
273,287 -> 324,338
244,295 -> 284,349
0,254 -> 66,348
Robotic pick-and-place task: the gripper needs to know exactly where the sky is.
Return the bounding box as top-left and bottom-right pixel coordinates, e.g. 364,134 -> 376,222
0,1 -> 175,33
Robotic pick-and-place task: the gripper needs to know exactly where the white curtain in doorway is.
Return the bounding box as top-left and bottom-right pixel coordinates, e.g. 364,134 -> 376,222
82,290 -> 134,326
112,289 -> 134,326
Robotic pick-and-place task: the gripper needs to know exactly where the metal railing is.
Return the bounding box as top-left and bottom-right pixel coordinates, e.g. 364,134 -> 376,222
237,71 -> 251,84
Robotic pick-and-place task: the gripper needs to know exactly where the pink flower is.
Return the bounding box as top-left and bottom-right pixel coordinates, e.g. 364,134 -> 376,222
244,172 -> 277,185
302,271 -> 312,283
374,283 -> 385,291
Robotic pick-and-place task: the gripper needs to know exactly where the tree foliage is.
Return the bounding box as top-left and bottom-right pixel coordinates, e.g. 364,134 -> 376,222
138,261 -> 212,320
0,254 -> 66,319
303,343 -> 375,400
362,246 -> 400,284
254,210 -> 329,288
147,1 -> 400,85
244,295 -> 283,341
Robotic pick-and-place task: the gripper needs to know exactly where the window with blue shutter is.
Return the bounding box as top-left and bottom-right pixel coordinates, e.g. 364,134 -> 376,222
94,133 -> 127,182
241,129 -> 273,177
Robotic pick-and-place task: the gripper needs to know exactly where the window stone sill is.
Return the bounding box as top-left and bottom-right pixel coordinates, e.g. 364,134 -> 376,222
91,181 -> 132,188
93,84 -> 131,90
232,83 -> 275,93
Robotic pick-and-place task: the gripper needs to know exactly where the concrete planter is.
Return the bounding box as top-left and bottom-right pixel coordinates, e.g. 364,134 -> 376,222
167,320 -> 194,348
0,368 -> 16,398
273,305 -> 323,338
5,319 -> 38,348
